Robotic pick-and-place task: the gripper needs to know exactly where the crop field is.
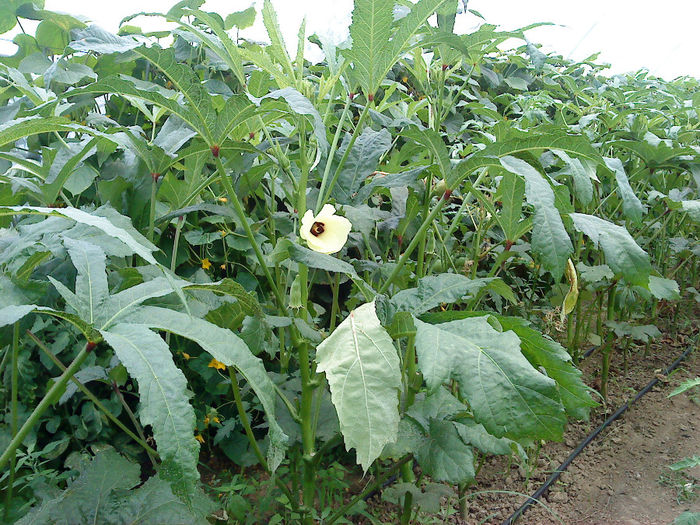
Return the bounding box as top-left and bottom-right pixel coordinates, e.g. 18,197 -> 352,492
0,1 -> 698,523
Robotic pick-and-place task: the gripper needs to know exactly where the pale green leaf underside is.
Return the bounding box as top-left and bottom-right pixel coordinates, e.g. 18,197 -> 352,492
316,301 -> 401,471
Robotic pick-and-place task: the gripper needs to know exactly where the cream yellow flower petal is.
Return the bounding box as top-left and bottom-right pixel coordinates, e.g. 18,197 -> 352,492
300,210 -> 316,243
299,205 -> 352,254
316,203 -> 338,220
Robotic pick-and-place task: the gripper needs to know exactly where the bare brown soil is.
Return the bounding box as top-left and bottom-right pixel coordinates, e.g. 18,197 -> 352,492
460,324 -> 700,525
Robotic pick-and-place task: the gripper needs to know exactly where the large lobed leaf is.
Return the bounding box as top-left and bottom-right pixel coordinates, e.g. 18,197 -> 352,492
17,448 -> 209,525
100,324 -> 200,504
500,155 -> 573,279
316,300 -> 401,471
120,305 -> 288,471
569,213 -> 652,286
414,317 -> 566,441
345,0 -> 449,96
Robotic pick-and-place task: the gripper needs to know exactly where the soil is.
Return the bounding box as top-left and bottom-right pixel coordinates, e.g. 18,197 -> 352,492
455,316 -> 700,525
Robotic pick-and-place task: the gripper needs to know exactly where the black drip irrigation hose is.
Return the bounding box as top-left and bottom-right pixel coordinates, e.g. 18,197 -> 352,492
502,340 -> 697,525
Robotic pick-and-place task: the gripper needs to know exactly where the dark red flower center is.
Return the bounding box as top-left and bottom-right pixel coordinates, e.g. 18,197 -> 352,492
310,222 -> 325,236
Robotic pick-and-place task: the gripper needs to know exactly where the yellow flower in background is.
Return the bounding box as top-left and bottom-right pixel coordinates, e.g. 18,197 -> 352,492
195,434 -> 205,443
201,258 -> 212,270
208,358 -> 226,370
300,204 -> 352,254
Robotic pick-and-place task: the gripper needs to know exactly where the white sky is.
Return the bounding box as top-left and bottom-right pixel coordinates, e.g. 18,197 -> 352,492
1,0 -> 698,80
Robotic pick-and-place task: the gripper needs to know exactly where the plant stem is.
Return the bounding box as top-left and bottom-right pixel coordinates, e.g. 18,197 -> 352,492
400,490 -> 414,525
148,175 -> 158,242
170,215 -> 184,273
319,100 -> 373,206
111,382 -> 157,467
25,330 -> 159,461
0,343 -> 92,472
325,455 -> 413,525
227,368 -> 298,509
4,323 -> 19,519
228,368 -> 267,469
315,95 -> 352,214
214,156 -> 287,312
378,196 -> 449,295
329,272 -> 341,332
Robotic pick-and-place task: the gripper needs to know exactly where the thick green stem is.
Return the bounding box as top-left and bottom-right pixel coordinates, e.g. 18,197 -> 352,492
148,175 -> 158,242
214,156 -> 287,313
400,490 -> 414,524
26,330 -> 158,461
378,196 -> 448,295
4,323 -> 19,519
297,339 -> 316,521
0,343 -> 92,472
329,272 -> 341,332
228,368 -> 267,469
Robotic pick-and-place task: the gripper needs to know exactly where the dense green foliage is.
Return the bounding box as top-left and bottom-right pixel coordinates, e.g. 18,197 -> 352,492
0,0 -> 697,522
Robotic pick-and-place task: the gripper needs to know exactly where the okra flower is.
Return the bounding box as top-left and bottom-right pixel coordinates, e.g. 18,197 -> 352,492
300,204 -> 352,254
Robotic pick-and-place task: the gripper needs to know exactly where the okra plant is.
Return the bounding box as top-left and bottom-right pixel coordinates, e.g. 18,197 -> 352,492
0,0 -> 697,523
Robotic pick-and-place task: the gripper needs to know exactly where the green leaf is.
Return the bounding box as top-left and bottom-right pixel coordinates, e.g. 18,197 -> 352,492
98,276 -> 186,329
100,324 -> 200,503
382,482 -> 454,514
17,448 -> 209,525
288,243 -> 357,276
120,306 -> 287,470
531,207 -> 573,280
261,0 -> 296,82
552,149 -> 593,206
249,87 -> 328,154
0,206 -> 157,263
604,157 -> 644,223
576,262 -> 614,283
450,129 -> 601,189
16,448 -> 140,525
0,116 -> 94,149
62,238 -> 109,326
69,25 -> 141,53
673,511 -> 700,525
180,10 -> 246,86
401,128 -> 452,179
500,155 -> 572,279
495,316 -> 596,420
184,278 -> 262,317
569,213 -> 651,286
668,378 -> 700,398
406,388 -> 466,430
352,166 -> 427,204
316,301 -> 401,471
681,200 -> 700,222
390,273 -> 501,315
648,275 -> 680,300
0,304 -> 35,327
333,127 -> 392,203
495,172 -> 525,242
455,419 -> 516,455
414,317 -> 566,440
345,0 -> 449,96
414,419 -> 475,484
225,6 -> 255,29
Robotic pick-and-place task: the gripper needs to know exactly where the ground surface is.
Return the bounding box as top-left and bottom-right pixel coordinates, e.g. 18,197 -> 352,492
461,323 -> 700,525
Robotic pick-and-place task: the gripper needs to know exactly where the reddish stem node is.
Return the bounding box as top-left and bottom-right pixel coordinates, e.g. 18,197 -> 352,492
211,144 -> 220,158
